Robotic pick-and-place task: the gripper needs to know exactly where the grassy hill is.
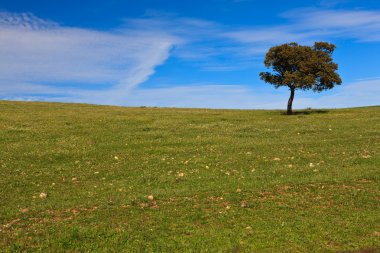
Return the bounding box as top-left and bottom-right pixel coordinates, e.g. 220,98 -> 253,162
0,101 -> 379,252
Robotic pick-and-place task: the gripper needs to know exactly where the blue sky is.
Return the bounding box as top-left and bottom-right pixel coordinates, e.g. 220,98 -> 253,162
0,0 -> 379,109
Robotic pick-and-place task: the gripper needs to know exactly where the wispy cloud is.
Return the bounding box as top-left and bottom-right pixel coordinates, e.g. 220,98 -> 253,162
225,8 -> 380,54
103,79 -> 380,109
293,78 -> 380,109
141,8 -> 380,69
0,12 -> 58,29
0,11 -> 179,104
283,8 -> 380,41
4,78 -> 379,109
318,0 -> 352,8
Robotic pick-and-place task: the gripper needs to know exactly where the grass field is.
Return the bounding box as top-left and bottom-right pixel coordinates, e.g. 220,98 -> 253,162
0,100 -> 379,252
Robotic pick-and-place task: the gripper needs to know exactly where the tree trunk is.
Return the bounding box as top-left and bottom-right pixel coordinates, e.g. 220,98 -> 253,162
287,88 -> 295,115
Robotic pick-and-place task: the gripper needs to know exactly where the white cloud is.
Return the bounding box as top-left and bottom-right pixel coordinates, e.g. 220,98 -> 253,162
110,78 -> 380,109
4,77 -> 378,109
293,78 -> 380,108
283,9 -> 380,42
225,8 -> 380,53
0,11 -> 179,104
0,12 -> 58,29
318,0 -> 351,8
283,9 -> 380,29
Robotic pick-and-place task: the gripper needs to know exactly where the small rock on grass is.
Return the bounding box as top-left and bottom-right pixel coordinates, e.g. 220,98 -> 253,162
39,192 -> 47,199
240,201 -> 249,208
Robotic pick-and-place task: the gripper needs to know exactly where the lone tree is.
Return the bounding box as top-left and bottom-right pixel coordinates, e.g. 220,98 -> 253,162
260,42 -> 342,115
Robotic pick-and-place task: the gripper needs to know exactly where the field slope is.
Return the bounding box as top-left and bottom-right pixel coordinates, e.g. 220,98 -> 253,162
0,101 -> 379,252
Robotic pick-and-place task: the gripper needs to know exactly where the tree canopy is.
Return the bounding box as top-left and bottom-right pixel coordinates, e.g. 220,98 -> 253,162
260,42 -> 342,114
